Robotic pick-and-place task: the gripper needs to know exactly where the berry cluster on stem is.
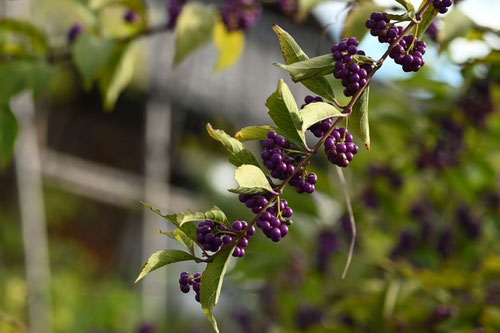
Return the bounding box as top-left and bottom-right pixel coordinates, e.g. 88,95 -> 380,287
179,272 -> 202,302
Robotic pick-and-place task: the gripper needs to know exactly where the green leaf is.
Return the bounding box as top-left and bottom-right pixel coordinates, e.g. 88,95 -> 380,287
72,33 -> 115,89
206,123 -> 259,167
142,202 -> 232,239
300,102 -> 344,133
135,249 -> 197,283
213,19 -> 245,73
31,58 -> 54,98
350,86 -> 370,150
229,164 -> 275,195
201,245 -> 236,333
275,54 -> 334,83
272,25 -> 335,101
234,126 -> 277,141
343,3 -> 385,41
412,1 -> 438,39
0,104 -> 18,168
173,3 -> 216,66
0,19 -> 48,54
0,59 -> 52,102
266,79 -> 305,149
0,60 -> 32,103
98,41 -> 139,110
395,0 -> 415,13
161,229 -> 195,255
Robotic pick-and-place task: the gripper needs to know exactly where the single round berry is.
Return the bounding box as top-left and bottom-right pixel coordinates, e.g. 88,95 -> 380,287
124,9 -> 139,23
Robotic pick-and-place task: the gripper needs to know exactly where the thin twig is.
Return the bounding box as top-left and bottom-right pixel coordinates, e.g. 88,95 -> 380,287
336,166 -> 357,279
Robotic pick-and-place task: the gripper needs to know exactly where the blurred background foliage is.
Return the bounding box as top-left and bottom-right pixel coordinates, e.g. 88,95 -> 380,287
1,0 -> 500,332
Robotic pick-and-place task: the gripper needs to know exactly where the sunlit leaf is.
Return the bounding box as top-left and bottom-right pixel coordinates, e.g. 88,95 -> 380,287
266,79 -> 305,149
213,19 -> 245,73
300,102 -> 344,133
173,3 -> 216,66
275,54 -> 334,83
272,25 -> 335,101
235,126 -> 277,141
206,123 -> 259,167
229,164 -> 274,195
160,229 -> 196,255
98,40 -> 140,110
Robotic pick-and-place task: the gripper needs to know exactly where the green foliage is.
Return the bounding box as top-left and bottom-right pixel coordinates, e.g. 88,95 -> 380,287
161,229 -> 196,255
235,126 -> 278,141
350,87 -> 370,150
206,123 -> 259,167
0,105 -> 18,168
200,245 -> 236,333
0,18 -> 48,54
173,3 -> 216,66
413,0 -> 438,39
72,33 -> 115,89
300,102 -> 344,134
273,25 -> 336,101
229,164 -> 275,195
275,54 -> 335,83
98,41 -> 139,110
395,0 -> 415,13
266,79 -> 306,149
136,250 -> 198,282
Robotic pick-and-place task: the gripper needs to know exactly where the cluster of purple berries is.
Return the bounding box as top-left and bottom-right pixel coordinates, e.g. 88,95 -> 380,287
324,127 -> 359,167
167,0 -> 187,29
197,220 -> 224,252
239,194 -> 293,242
300,96 -> 333,138
221,0 -> 262,31
239,192 -> 273,214
389,35 -> 426,72
256,199 -> 292,242
262,131 -> 297,180
179,271 -> 202,302
365,12 -> 403,44
432,0 -> 453,14
196,219 -> 255,257
289,172 -> 317,194
230,220 -> 256,257
331,38 -> 371,97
